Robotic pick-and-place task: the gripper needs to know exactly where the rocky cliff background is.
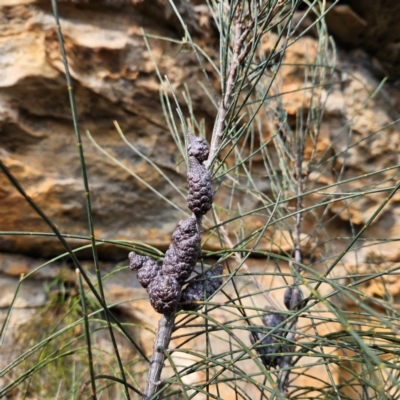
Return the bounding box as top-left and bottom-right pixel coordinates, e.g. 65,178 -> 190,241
2,1 -> 400,398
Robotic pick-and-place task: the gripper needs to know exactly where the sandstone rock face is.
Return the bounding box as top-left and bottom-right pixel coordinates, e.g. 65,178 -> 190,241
0,0 -> 216,259
352,0 -> 400,64
1,1 -> 400,262
326,0 -> 400,78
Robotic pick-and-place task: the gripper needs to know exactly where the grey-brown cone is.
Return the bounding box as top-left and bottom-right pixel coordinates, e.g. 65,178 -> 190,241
181,264 -> 223,310
128,251 -> 147,271
129,251 -> 161,289
187,156 -> 213,216
250,308 -> 287,368
148,273 -> 181,314
137,259 -> 161,289
283,286 -> 303,310
262,310 -> 286,331
187,132 -> 209,163
162,217 -> 201,282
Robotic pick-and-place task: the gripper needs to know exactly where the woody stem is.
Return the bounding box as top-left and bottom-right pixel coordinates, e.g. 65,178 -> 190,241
143,313 -> 176,399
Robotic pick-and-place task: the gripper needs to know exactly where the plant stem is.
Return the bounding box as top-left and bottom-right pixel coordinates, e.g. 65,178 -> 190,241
144,4 -> 288,399
278,115 -> 305,395
50,1 -> 133,398
76,269 -> 97,399
215,214 -> 279,309
144,313 -> 176,399
207,6 -> 251,172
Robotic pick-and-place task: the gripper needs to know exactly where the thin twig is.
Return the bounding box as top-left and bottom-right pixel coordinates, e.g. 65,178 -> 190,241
207,6 -> 253,172
214,215 -> 279,309
76,269 -> 97,400
94,375 -> 143,396
277,76 -> 306,396
143,313 -> 176,399
50,1 -> 133,398
207,1 -> 285,173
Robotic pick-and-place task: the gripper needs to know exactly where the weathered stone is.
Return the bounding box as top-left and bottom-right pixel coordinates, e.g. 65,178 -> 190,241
346,0 -> 400,77
325,4 -> 367,46
0,1 -> 217,259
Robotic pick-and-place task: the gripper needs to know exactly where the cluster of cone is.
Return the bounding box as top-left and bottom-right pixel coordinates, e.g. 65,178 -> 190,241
250,286 -> 303,369
129,133 -> 222,314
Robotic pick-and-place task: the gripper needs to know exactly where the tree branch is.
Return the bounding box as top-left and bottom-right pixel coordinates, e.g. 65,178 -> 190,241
143,313 -> 176,399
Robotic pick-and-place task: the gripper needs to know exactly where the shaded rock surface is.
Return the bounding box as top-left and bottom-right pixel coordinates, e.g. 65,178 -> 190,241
0,0 -> 216,259
326,0 -> 400,78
